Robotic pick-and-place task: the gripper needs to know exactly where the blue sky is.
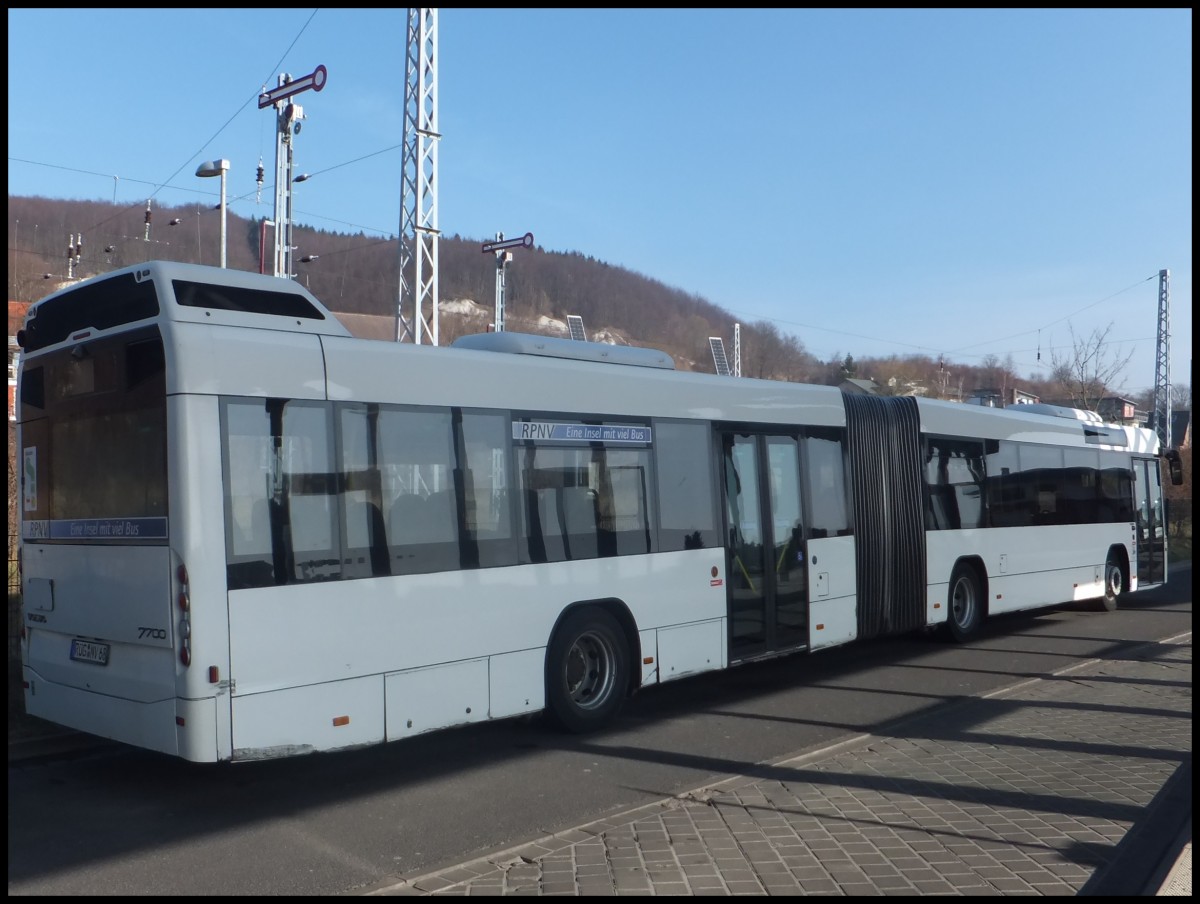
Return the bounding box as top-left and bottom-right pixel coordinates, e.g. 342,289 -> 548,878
7,8 -> 1192,395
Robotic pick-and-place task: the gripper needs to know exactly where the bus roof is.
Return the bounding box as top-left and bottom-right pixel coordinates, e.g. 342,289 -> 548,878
16,262 -> 1160,456
452,331 -> 676,369
18,260 -> 351,353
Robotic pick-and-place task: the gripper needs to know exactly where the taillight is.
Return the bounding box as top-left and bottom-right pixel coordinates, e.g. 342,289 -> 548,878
177,560 -> 192,668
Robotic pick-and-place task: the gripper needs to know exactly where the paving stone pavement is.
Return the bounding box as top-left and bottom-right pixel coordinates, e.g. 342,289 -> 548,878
370,635 -> 1191,896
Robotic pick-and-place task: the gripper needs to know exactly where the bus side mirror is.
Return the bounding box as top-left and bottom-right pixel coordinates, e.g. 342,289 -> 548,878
1164,449 -> 1184,486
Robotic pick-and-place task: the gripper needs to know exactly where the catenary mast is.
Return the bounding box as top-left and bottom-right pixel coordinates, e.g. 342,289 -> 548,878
1151,269 -> 1171,450
397,8 -> 440,344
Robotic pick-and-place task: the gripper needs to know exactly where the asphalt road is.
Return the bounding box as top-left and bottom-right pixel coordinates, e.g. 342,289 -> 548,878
8,565 -> 1191,896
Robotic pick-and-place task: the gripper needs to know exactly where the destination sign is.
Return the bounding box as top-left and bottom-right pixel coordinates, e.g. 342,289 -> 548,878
23,517 -> 169,542
513,422 -> 652,445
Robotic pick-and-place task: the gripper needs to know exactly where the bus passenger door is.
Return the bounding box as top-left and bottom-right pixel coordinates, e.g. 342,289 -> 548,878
1132,457 -> 1165,586
721,432 -> 807,659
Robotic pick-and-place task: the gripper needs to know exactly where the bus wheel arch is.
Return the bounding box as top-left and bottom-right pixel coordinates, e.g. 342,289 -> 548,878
944,557 -> 987,643
543,599 -> 638,733
1098,545 -> 1129,611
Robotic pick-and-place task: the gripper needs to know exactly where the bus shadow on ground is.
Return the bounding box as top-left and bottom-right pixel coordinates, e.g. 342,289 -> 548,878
8,568 -> 1191,889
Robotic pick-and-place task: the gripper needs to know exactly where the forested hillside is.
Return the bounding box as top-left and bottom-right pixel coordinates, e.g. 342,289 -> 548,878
5,194 -> 1130,404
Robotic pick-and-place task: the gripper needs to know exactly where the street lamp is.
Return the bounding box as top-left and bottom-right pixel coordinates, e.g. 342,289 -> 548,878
195,159 -> 230,267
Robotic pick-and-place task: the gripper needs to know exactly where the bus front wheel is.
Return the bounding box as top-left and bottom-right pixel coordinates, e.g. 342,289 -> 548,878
545,607 -> 629,733
945,563 -> 983,643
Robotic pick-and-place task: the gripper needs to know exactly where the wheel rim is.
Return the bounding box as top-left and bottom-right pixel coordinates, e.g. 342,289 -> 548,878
951,574 -> 976,628
1106,563 -> 1123,598
564,630 -> 617,711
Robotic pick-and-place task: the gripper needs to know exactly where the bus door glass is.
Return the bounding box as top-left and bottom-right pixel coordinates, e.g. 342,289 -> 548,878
1133,457 -> 1165,585
721,432 -> 807,658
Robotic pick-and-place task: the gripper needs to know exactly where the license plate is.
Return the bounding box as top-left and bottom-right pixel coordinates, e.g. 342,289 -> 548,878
70,639 -> 110,666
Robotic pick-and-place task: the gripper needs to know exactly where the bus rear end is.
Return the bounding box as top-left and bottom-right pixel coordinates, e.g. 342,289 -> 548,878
17,272 -> 182,756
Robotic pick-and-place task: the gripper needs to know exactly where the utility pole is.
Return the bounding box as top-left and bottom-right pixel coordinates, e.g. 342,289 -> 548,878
1151,269 -> 1172,450
259,64 -> 327,278
398,7 -> 440,344
482,232 -> 534,333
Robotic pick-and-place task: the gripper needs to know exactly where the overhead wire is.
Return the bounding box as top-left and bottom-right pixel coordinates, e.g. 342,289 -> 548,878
10,10 -> 324,242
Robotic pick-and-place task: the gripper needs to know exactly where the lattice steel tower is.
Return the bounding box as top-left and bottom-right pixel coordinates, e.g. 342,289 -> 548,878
397,8 -> 440,344
1151,269 -> 1171,450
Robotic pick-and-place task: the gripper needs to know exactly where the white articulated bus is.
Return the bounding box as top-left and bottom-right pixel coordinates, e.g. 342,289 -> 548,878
16,261 -> 1181,763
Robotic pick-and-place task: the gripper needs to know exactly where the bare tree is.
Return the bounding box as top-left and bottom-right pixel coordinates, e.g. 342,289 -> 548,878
1164,445 -> 1191,540
1049,322 -> 1134,410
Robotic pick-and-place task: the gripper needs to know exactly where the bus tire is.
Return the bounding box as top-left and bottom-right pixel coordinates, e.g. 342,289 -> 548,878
544,607 -> 629,733
945,562 -> 983,643
1098,553 -> 1124,611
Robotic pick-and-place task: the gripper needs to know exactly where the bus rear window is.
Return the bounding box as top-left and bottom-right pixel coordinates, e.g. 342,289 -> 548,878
20,329 -> 168,542
173,280 -> 326,320
18,272 -> 159,352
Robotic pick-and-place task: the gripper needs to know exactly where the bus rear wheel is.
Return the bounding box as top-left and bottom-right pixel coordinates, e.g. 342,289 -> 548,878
1098,554 -> 1124,611
944,563 -> 983,643
545,607 -> 629,733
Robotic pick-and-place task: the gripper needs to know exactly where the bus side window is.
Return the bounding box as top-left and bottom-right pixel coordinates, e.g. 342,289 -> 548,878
985,441 -> 1021,527
563,486 -> 599,559
424,490 -> 457,544
609,460 -> 653,555
239,499 -> 270,550
653,420 -> 718,550
923,438 -> 985,531
1062,448 -> 1100,524
456,411 -> 516,568
803,430 -> 852,538
388,493 -> 427,547
516,427 -> 655,564
374,406 -> 465,575
283,402 -> 340,582
223,399 -> 277,589
1099,458 -> 1135,523
1019,444 -> 1064,526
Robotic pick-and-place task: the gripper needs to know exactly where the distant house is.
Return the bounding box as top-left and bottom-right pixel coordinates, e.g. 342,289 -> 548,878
966,387 -> 1039,408
1095,396 -> 1140,425
1040,395 -> 1143,425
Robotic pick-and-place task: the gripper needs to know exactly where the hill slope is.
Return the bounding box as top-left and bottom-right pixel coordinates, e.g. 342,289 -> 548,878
9,194 -> 1058,398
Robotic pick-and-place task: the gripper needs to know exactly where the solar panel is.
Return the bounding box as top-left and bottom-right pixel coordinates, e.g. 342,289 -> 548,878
566,315 -> 587,342
709,337 -> 731,376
